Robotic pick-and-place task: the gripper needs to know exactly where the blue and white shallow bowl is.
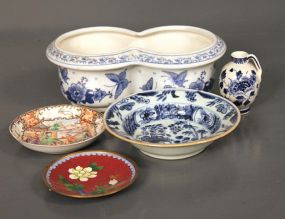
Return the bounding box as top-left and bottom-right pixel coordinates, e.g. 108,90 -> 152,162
104,89 -> 241,160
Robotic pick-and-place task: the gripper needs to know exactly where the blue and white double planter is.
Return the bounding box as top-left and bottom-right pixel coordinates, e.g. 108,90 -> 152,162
47,26 -> 226,111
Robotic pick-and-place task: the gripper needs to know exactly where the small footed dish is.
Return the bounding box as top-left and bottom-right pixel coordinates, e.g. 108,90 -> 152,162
104,89 -> 241,160
43,150 -> 138,198
9,105 -> 104,154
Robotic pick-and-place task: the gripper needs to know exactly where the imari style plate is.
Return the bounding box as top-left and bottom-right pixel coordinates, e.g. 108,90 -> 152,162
9,105 -> 104,154
43,151 -> 138,198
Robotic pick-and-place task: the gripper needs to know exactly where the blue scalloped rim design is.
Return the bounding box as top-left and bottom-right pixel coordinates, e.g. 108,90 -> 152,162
47,37 -> 225,67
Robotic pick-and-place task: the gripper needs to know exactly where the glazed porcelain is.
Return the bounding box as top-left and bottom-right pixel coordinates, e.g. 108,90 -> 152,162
46,26 -> 226,111
104,89 -> 241,160
9,105 -> 104,154
219,51 -> 262,114
43,151 -> 138,198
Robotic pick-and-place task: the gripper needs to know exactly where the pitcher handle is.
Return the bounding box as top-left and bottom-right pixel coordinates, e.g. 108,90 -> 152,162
247,54 -> 262,78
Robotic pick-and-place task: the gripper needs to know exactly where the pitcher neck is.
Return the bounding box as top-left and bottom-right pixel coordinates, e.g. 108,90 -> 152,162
231,51 -> 248,64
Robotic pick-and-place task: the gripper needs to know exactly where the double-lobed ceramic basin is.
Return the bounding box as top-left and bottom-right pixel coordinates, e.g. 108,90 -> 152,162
104,89 -> 241,160
47,26 -> 226,111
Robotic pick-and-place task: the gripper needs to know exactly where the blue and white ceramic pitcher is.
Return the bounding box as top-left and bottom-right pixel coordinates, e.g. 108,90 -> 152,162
219,51 -> 262,114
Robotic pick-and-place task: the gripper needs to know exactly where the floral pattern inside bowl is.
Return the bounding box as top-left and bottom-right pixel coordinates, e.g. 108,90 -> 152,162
104,89 -> 240,160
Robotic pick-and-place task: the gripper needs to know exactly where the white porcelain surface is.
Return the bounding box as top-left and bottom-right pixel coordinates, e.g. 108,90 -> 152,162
47,26 -> 226,110
104,89 -> 240,160
219,51 -> 262,114
134,142 -> 211,160
18,138 -> 97,154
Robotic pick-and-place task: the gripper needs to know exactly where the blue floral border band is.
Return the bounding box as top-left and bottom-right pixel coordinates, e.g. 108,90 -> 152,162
46,37 -> 226,67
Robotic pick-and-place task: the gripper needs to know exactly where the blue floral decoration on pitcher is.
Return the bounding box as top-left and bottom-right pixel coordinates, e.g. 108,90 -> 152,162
220,69 -> 258,107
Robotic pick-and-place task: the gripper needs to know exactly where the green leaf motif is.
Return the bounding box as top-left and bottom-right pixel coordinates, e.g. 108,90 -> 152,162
66,184 -> 84,192
92,186 -> 106,195
41,136 -> 58,145
59,175 -> 69,184
89,163 -> 104,171
51,123 -> 60,131
58,175 -> 84,192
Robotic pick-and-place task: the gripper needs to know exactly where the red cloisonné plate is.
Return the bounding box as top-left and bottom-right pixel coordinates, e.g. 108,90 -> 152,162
43,151 -> 138,198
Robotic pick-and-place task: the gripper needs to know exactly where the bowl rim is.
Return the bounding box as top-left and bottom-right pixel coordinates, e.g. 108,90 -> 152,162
103,89 -> 241,148
9,104 -> 105,148
42,150 -> 139,198
54,26 -> 217,56
46,25 -> 226,70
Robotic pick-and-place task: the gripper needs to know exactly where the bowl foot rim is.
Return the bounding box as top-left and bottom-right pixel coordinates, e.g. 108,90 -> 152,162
139,148 -> 206,160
